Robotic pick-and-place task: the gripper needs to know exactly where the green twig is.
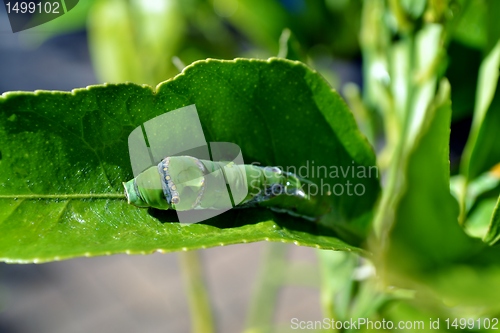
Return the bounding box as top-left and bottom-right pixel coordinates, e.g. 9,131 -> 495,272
178,251 -> 216,333
388,0 -> 414,33
244,242 -> 288,333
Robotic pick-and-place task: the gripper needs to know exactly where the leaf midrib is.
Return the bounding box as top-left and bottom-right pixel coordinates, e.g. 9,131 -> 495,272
0,193 -> 125,199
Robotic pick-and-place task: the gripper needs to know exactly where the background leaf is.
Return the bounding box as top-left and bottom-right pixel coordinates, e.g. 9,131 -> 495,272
461,40 -> 500,181
484,194 -> 500,244
87,0 -> 186,85
0,58 -> 379,263
383,79 -> 480,282
380,80 -> 500,312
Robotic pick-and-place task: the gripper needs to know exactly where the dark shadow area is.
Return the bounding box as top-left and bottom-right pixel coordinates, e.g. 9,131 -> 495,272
147,208 -> 180,223
450,115 -> 472,173
148,205 -> 353,247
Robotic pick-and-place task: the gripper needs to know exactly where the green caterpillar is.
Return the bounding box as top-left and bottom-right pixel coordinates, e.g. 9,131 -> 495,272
123,156 -> 331,221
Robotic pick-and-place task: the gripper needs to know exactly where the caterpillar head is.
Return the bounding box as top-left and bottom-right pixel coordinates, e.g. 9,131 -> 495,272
123,166 -> 172,210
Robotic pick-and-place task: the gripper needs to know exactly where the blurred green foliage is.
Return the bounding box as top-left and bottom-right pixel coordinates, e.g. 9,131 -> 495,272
27,0 -> 362,86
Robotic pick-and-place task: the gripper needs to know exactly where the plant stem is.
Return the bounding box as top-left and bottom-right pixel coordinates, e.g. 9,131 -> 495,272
388,0 -> 413,33
178,250 -> 216,333
244,242 -> 288,333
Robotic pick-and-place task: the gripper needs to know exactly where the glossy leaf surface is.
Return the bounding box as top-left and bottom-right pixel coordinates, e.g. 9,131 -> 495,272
0,58 -> 379,263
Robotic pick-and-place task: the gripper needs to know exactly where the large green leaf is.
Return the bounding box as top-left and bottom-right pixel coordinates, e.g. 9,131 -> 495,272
0,58 -> 379,263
